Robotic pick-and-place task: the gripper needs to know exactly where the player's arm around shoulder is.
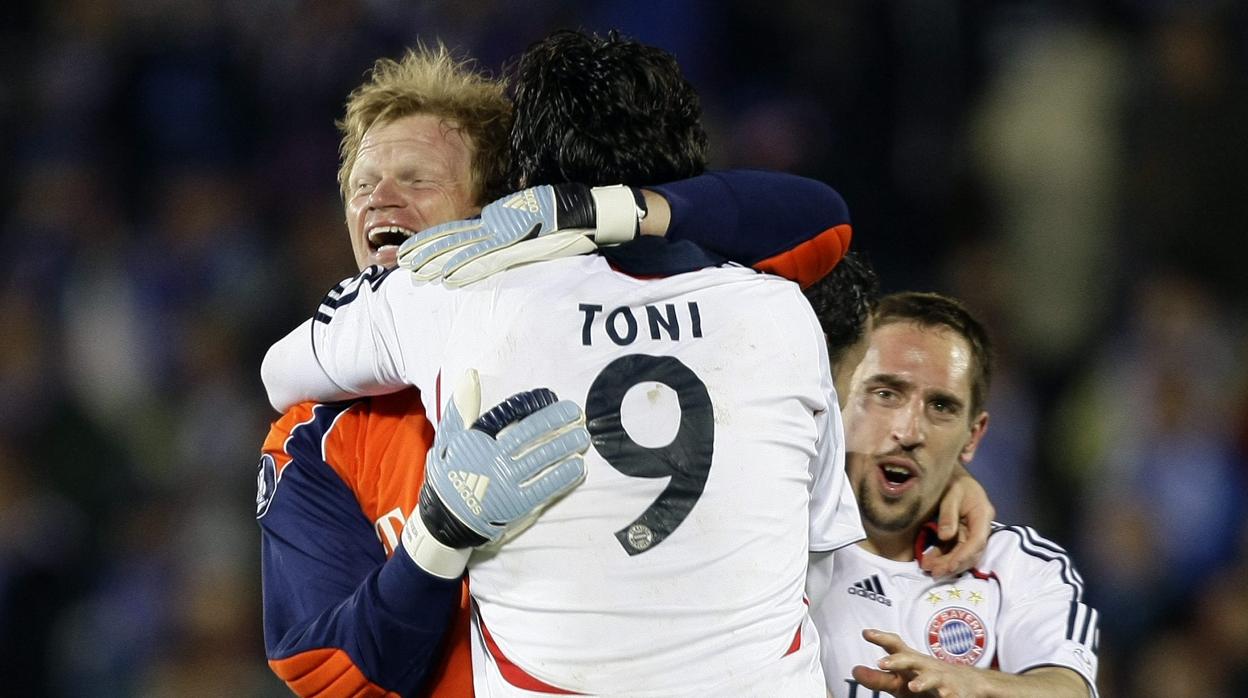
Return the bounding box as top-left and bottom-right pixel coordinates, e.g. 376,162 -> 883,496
651,169 -> 853,287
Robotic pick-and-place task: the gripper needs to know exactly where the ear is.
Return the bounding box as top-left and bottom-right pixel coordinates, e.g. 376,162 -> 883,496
958,411 -> 989,466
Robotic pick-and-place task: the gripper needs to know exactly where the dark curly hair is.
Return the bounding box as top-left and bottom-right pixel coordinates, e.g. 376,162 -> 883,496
508,29 -> 709,189
803,252 -> 881,370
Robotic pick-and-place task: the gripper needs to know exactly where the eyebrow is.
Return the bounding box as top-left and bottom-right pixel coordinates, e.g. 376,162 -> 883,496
865,373 -> 966,411
864,373 -> 912,392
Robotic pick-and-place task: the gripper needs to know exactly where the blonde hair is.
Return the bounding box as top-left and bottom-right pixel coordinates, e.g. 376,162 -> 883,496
336,45 -> 512,203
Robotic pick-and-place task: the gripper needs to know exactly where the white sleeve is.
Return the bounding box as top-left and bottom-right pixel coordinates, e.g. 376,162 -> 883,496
261,267 -> 457,412
993,526 -> 1099,696
808,385 -> 865,552
261,317 -> 357,411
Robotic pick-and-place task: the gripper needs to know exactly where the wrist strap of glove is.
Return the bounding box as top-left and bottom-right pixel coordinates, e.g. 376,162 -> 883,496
589,184 -> 646,244
552,183 -> 596,231
401,508 -> 472,579
418,484 -> 491,549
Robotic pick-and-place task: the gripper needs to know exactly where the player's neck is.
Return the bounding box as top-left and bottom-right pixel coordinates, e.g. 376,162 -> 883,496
858,525 -> 920,562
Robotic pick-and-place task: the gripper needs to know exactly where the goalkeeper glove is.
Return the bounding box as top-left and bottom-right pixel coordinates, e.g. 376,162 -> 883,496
397,183 -> 647,286
400,369 -> 590,579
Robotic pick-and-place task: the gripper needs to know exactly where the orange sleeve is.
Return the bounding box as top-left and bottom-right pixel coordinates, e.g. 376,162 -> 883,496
752,223 -> 852,289
270,649 -> 400,698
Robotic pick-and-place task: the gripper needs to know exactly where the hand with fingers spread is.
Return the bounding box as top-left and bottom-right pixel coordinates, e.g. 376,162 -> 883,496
853,629 -> 1092,698
401,369 -> 590,579
852,628 -> 984,698
398,183 -> 646,286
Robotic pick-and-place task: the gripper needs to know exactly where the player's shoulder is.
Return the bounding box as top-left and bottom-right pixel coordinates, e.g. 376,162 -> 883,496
263,402 -> 321,452
980,523 -> 1086,597
262,400 -> 363,457
985,522 -> 1074,555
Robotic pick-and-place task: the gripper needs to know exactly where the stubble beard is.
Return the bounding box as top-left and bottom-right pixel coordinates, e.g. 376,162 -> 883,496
857,478 -> 922,534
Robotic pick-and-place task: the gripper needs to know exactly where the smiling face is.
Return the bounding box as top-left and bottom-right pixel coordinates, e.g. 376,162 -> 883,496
344,113 -> 479,270
843,321 -> 988,558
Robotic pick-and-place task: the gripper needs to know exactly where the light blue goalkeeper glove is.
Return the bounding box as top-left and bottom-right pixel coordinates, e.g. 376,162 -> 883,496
398,183 -> 646,286
401,370 -> 589,578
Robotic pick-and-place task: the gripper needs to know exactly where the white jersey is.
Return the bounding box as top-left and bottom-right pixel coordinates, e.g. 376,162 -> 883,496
807,524 -> 1099,698
264,255 -> 864,696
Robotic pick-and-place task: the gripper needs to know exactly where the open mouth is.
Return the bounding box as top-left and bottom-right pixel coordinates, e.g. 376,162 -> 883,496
876,459 -> 919,495
882,464 -> 915,485
368,225 -> 416,250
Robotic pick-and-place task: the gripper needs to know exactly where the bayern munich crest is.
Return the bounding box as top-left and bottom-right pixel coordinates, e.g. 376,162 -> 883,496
927,607 -> 986,665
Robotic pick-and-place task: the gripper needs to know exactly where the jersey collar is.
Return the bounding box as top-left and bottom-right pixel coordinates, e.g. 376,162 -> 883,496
598,236 -> 729,278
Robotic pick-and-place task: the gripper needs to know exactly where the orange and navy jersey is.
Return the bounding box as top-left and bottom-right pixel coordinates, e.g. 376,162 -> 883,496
257,388 -> 472,697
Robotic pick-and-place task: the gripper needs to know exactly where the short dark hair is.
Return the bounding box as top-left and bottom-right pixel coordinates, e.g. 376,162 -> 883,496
803,252 -> 880,368
508,29 -> 709,189
872,292 -> 993,417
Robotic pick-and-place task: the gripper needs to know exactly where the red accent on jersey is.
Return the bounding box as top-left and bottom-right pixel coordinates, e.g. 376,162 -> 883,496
753,223 -> 852,289
913,521 -> 943,565
782,597 -> 810,656
477,611 -> 583,695
970,568 -> 1000,582
783,623 -> 803,657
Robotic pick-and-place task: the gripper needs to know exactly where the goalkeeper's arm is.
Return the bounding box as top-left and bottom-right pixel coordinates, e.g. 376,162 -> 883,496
259,378 -> 588,697
402,170 -> 852,288
648,169 -> 852,287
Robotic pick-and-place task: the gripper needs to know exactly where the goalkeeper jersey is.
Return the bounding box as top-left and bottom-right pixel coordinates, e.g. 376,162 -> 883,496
258,390 -> 474,696
806,524 -> 1099,698
264,248 -> 864,696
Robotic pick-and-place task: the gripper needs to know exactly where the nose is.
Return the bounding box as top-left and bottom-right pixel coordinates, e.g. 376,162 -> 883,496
368,177 -> 405,210
891,399 -> 925,450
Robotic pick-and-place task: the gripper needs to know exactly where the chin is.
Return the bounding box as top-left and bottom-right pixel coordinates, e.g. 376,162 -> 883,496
861,491 -> 922,534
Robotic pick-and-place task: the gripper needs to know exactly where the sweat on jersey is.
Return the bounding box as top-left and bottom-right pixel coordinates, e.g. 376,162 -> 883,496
806,524 -> 1099,698
262,246 -> 864,696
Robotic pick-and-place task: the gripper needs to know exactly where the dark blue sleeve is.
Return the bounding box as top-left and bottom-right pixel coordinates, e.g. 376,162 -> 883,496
650,169 -> 852,266
258,419 -> 459,696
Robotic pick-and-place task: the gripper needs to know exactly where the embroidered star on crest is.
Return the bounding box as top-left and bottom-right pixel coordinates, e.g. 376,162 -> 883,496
926,591 -> 943,605
969,591 -> 985,605
947,586 -> 963,600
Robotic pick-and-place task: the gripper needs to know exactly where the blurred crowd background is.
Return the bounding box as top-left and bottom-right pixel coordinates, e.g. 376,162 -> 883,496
2,1 -> 1246,695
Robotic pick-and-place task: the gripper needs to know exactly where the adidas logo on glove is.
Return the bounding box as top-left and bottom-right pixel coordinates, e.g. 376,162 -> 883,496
502,190 -> 541,214
448,470 -> 491,516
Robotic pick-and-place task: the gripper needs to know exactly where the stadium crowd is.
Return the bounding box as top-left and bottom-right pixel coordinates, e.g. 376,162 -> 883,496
1,1 -> 1246,695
